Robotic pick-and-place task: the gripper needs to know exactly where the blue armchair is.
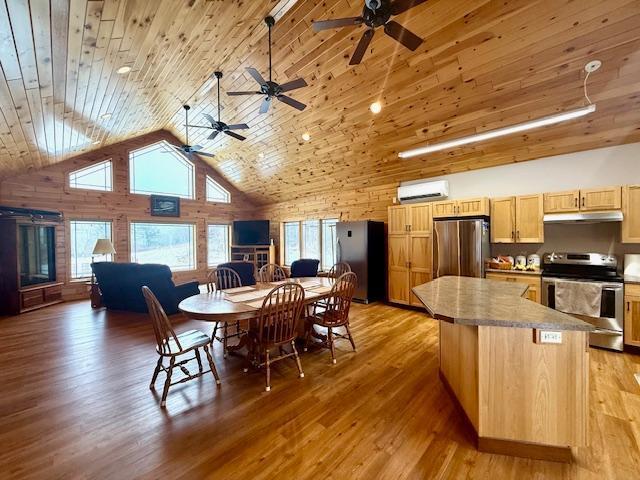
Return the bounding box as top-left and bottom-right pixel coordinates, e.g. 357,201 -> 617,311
290,259 -> 320,278
91,262 -> 199,314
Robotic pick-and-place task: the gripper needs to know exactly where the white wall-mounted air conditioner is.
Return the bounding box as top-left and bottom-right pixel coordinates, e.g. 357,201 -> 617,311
397,180 -> 449,204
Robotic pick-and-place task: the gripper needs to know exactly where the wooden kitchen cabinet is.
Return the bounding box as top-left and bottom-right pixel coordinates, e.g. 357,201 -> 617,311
622,185 -> 640,243
485,272 -> 541,303
388,234 -> 410,304
409,203 -> 432,234
388,205 -> 409,235
409,234 -> 432,306
432,200 -> 457,218
544,190 -> 580,213
432,197 -> 489,218
580,186 -> 621,211
625,284 -> 640,348
491,194 -> 543,243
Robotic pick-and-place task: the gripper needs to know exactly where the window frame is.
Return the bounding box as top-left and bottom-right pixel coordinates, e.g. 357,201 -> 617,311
207,223 -> 231,268
282,218 -> 338,269
128,141 -> 196,200
129,220 -> 197,272
206,175 -> 231,204
68,159 -> 114,192
68,219 -> 114,280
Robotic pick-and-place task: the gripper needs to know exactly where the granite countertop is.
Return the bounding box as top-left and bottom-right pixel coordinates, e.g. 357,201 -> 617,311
625,275 -> 640,285
485,268 -> 541,276
412,276 -> 593,331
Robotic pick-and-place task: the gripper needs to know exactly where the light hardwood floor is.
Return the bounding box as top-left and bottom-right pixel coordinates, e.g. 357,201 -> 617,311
0,301 -> 639,479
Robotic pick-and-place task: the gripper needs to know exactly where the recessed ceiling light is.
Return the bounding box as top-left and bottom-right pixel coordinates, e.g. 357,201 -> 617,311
117,66 -> 131,74
370,101 -> 382,114
258,152 -> 265,159
100,113 -> 112,119
302,132 -> 311,142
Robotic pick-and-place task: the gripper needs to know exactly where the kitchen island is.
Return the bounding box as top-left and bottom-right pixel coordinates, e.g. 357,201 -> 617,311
413,276 -> 593,462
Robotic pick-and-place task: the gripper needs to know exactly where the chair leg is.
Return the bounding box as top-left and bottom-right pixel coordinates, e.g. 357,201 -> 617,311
195,348 -> 203,373
292,341 -> 304,378
265,349 -> 271,392
150,356 -> 162,389
328,327 -> 336,364
345,323 -> 356,351
212,322 -> 219,344
304,323 -> 311,352
223,323 -> 228,358
203,344 -> 221,385
161,357 -> 175,407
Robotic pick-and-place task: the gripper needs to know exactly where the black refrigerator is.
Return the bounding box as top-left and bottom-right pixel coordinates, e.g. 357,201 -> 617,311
336,221 -> 385,303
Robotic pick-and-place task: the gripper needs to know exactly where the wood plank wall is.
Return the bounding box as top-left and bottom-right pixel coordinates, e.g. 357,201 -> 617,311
0,130 -> 256,300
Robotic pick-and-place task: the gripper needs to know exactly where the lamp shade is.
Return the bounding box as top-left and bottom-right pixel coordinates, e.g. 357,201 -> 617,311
92,238 -> 116,256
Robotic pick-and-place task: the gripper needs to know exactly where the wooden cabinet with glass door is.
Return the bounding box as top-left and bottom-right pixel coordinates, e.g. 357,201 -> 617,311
622,185 -> 640,243
625,284 -> 640,348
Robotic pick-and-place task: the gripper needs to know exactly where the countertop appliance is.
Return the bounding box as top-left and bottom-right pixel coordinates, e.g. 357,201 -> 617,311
541,252 -> 623,351
336,221 -> 385,303
433,219 -> 490,278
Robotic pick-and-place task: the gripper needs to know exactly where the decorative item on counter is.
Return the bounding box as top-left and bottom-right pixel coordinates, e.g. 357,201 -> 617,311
488,256 -> 513,270
515,255 -> 527,267
527,254 -> 541,271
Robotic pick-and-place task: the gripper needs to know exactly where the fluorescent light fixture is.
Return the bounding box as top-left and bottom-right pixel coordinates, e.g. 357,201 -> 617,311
398,104 -> 596,159
100,113 -> 112,119
370,101 -> 382,114
92,140 -> 101,145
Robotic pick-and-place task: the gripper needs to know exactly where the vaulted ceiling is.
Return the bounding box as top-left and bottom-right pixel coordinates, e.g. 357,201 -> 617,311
1,0 -> 639,205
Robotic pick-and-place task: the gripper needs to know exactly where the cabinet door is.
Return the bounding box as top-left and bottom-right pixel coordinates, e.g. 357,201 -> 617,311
409,203 -> 432,234
580,186 -> 621,211
544,190 -> 580,213
432,200 -> 457,218
624,295 -> 640,348
409,234 -> 432,306
485,273 -> 541,303
490,197 -> 515,243
388,206 -> 409,235
622,185 -> 640,243
516,194 -> 544,243
388,234 -> 410,304
457,197 -> 490,217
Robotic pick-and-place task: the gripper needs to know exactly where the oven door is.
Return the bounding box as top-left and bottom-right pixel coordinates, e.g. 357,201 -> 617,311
541,277 -> 624,351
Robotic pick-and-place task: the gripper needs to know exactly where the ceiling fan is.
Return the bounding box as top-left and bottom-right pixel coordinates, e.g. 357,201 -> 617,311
227,16 -> 308,114
312,0 -> 427,65
188,71 -> 250,142
169,105 -> 215,158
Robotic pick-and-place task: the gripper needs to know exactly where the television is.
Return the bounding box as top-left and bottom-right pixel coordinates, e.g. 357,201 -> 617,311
233,220 -> 270,246
18,224 -> 56,287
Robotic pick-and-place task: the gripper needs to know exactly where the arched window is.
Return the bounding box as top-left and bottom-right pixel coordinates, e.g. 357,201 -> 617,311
129,141 -> 195,199
206,175 -> 231,203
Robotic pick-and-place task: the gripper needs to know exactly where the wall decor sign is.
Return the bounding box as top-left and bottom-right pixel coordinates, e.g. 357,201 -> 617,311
150,195 -> 180,217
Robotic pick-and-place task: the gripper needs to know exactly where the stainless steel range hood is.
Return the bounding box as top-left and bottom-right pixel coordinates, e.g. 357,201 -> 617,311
543,211 -> 623,224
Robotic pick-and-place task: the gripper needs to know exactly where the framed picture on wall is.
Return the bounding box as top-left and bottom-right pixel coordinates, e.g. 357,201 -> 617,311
150,195 -> 180,217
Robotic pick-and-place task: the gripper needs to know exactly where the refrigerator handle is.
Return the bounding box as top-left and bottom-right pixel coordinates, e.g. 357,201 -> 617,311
336,237 -> 341,263
434,226 -> 440,278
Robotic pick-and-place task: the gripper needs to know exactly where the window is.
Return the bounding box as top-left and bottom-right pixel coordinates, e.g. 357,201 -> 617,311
283,222 -> 300,266
206,175 -> 230,203
129,141 -> 195,199
208,224 -> 230,267
69,220 -> 112,279
321,219 -> 338,271
130,222 -> 196,271
69,160 -> 113,191
302,220 -> 320,261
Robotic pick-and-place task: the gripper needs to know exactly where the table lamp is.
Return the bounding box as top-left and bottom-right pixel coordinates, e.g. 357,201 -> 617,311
91,239 -> 116,284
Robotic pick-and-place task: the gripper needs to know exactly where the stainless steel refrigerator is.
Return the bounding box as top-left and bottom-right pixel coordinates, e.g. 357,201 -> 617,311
433,219 -> 490,278
336,221 -> 385,303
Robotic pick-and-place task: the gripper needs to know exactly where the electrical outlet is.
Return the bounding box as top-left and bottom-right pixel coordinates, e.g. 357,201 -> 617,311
537,330 -> 563,344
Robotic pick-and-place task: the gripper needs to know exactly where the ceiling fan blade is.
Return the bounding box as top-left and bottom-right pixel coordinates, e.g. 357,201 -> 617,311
279,78 -> 308,93
383,21 -> 423,51
208,131 -> 220,141
246,67 -> 267,86
227,91 -> 262,96
226,123 -> 250,130
390,0 -> 429,16
194,150 -> 215,158
349,29 -> 375,65
224,130 -> 246,141
191,145 -> 203,151
259,97 -> 271,114
203,113 -> 216,125
186,124 -> 213,130
312,17 -> 363,32
277,95 -> 307,111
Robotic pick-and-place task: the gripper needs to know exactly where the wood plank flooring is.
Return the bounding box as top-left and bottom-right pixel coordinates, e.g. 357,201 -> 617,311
0,301 -> 639,479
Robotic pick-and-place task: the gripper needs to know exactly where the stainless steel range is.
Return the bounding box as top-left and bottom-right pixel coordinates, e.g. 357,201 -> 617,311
541,252 -> 624,351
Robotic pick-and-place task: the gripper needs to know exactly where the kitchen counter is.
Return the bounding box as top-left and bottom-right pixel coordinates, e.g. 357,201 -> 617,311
412,276 -> 590,463
413,276 -> 592,331
484,268 -> 541,276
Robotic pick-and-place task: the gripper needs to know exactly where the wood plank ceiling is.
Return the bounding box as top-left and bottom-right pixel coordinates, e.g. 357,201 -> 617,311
1,0 -> 639,205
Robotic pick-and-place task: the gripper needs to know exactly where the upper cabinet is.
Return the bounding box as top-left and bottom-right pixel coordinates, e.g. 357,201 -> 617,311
388,204 -> 432,234
432,197 -> 489,218
622,185 -> 640,243
388,205 -> 410,234
544,186 -> 621,213
491,194 -> 544,243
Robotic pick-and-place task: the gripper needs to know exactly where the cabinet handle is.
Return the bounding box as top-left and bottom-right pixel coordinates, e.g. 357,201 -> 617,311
516,230 -> 520,240
581,197 -> 585,208
628,301 -> 631,312
574,197 -> 578,207
511,231 -> 515,240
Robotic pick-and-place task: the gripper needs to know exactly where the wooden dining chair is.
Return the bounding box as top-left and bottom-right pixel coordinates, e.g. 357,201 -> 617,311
327,262 -> 351,278
304,272 -> 357,364
142,286 -> 221,407
258,263 -> 287,282
206,267 -> 244,358
245,283 -> 306,392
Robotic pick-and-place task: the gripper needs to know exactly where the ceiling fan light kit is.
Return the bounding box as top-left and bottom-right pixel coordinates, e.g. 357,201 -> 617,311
399,61 -> 601,159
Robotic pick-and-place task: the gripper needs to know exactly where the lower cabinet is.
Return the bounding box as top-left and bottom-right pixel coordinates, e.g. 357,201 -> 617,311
387,232 -> 432,305
485,272 -> 541,303
625,284 -> 640,348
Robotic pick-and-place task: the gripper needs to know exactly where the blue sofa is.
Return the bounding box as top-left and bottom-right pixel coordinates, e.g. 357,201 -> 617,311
91,262 -> 199,314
